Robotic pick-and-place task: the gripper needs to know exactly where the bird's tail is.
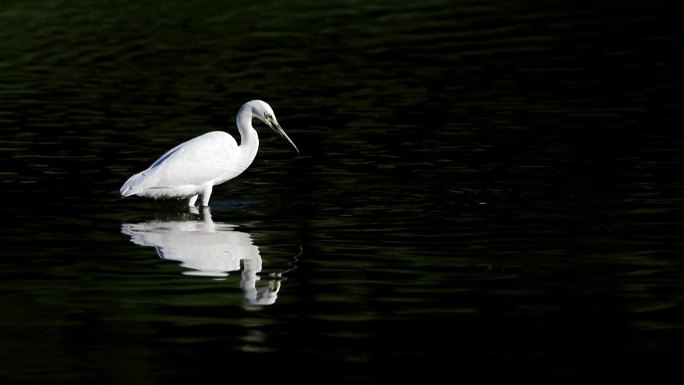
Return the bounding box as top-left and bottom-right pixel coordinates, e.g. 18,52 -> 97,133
120,171 -> 151,197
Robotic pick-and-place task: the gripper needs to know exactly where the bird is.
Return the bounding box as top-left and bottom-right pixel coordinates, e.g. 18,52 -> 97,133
120,100 -> 298,207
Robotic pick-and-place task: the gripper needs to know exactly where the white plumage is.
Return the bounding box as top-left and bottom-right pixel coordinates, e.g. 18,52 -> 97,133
120,100 -> 298,207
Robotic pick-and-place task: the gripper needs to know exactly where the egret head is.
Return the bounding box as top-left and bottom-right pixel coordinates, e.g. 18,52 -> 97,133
250,100 -> 299,154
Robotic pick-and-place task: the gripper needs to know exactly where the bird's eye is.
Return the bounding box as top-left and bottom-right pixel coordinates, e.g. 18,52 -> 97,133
265,114 -> 273,121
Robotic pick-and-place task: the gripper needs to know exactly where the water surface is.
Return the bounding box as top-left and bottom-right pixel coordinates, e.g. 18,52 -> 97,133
1,0 -> 683,382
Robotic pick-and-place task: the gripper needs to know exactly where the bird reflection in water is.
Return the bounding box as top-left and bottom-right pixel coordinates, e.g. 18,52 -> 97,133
121,207 -> 297,306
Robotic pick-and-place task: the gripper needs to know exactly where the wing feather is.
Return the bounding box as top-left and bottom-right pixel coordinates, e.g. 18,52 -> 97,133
145,131 -> 238,187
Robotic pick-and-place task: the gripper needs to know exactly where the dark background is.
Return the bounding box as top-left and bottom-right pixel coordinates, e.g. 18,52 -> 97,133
1,0 -> 683,382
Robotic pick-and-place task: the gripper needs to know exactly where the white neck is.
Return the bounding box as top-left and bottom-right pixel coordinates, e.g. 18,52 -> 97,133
236,102 -> 260,162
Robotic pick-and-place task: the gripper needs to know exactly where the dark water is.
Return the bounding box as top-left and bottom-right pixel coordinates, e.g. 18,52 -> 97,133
2,0 -> 684,382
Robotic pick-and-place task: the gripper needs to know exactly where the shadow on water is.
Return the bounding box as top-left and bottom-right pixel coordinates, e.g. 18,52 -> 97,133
121,207 -> 299,306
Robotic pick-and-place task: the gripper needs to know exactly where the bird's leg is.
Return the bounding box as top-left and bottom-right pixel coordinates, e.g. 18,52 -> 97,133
201,185 -> 213,207
187,195 -> 198,207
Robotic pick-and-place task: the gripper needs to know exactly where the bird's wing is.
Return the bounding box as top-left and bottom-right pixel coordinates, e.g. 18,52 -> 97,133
146,131 -> 239,187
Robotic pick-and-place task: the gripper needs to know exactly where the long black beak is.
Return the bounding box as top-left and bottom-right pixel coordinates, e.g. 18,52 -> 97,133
272,123 -> 299,154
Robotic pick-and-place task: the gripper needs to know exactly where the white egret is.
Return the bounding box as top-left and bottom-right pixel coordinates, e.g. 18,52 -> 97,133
120,100 -> 298,207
